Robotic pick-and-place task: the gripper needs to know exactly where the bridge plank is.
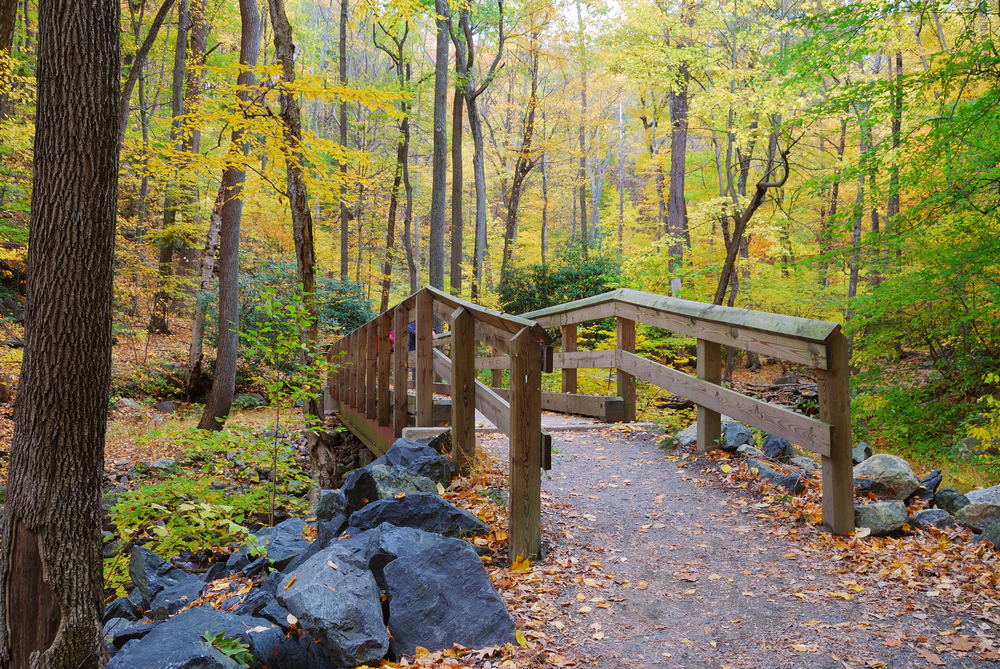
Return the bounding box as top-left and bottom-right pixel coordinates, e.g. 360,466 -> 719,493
617,350 -> 832,457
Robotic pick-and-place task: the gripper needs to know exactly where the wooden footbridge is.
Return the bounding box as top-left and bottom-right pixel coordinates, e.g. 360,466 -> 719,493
325,287 -> 853,560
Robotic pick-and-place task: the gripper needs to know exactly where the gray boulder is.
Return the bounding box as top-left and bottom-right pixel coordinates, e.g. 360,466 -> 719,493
673,423 -> 698,449
361,522 -> 477,591
348,492 -> 489,538
384,541 -> 516,656
276,545 -> 389,667
150,456 -> 175,472
371,439 -> 454,486
966,484 -> 1000,507
153,401 -> 175,415
745,459 -> 805,494
148,573 -> 204,620
790,456 -> 819,474
343,464 -> 437,514
910,469 -> 943,502
120,398 -> 143,411
721,423 -> 753,451
955,503 -> 1000,533
266,518 -> 319,571
979,519 -> 1000,548
761,435 -> 793,462
853,454 -> 920,500
934,488 -> 971,515
233,393 -> 267,409
106,605 -> 284,669
910,508 -> 957,531
104,617 -> 164,649
736,444 -> 764,458
855,500 -> 908,536
852,441 -> 872,465
129,546 -> 188,608
316,489 -> 347,522
104,596 -> 143,624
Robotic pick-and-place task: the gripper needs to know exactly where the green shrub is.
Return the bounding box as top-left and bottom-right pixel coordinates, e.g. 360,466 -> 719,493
498,245 -> 621,316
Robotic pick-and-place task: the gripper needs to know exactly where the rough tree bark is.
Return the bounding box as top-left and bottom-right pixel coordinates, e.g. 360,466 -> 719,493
0,0 -> 120,666
198,0 -> 261,431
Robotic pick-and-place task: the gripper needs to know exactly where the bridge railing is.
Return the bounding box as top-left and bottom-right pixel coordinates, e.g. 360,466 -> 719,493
326,286 -> 553,559
515,289 -> 853,535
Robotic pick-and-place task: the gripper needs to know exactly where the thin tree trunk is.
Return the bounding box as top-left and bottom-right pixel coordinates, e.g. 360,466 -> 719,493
198,0 -> 261,431
887,50 -> 902,261
148,0 -> 189,334
118,0 -> 177,146
667,65 -> 689,294
0,0 -> 120,664
338,0 -> 349,279
618,102 -> 625,245
541,113 -> 548,264
820,117 -> 847,287
428,0 -> 449,290
450,85 -> 464,293
574,0 -> 588,248
185,185 -> 223,395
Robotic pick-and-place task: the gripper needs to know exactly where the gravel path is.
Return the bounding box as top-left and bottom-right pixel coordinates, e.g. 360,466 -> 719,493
483,424 -> 999,669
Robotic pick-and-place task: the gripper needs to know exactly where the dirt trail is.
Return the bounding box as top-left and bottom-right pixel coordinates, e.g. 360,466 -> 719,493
483,424 -> 998,669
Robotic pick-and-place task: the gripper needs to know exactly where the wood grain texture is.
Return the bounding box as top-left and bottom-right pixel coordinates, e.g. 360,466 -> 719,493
617,317 -> 636,423
696,338 -> 722,453
818,328 -> 854,535
366,321 -> 378,419
618,351 -> 832,456
415,290 -> 434,426
562,324 -> 577,394
451,307 -> 477,475
377,311 -> 392,427
509,328 -> 542,560
490,388 -> 625,422
552,349 -> 618,370
614,300 -> 829,370
393,305 -> 409,437
424,285 -> 551,343
529,300 -> 617,328
475,378 -> 511,436
476,356 -> 511,369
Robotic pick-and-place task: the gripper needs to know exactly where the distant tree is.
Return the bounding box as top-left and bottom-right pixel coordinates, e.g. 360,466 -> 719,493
0,0 -> 120,666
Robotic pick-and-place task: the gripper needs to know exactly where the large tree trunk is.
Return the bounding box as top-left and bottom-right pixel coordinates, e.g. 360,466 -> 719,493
468,96 -> 488,301
148,0 -> 189,334
667,65 -> 689,294
0,0 -> 120,666
450,86 -> 464,293
198,0 -> 261,431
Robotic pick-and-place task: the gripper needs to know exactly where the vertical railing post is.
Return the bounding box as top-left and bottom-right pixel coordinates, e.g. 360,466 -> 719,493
509,327 -> 542,560
490,345 -> 503,389
377,311 -> 392,427
356,325 -> 368,411
818,328 -> 854,534
415,289 -> 434,427
393,304 -> 409,438
327,343 -> 338,405
366,321 -> 378,419
346,331 -> 356,406
451,307 -> 476,475
696,338 -> 722,452
616,317 -> 636,422
561,323 -> 577,394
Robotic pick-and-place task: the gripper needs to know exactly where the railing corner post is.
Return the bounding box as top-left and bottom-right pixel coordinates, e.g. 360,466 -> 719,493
617,316 -> 637,423
393,304 -> 409,438
415,289 -> 434,427
451,307 -> 476,476
819,328 -> 854,535
509,327 -> 542,561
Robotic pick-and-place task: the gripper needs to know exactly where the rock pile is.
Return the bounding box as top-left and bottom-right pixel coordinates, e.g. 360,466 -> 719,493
106,437 -> 515,669
675,420 -> 1000,545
